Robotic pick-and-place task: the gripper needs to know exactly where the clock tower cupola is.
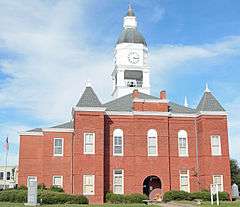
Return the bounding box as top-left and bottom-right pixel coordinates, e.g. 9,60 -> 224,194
112,5 -> 150,98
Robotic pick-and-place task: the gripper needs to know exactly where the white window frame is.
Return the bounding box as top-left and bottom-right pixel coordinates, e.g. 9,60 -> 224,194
147,129 -> 158,156
83,175 -> 95,195
113,169 -> 124,194
178,130 -> 189,157
52,175 -> 63,188
113,129 -> 124,156
84,133 -> 95,155
180,170 -> 190,192
213,175 -> 224,192
211,135 -> 222,156
53,138 -> 64,156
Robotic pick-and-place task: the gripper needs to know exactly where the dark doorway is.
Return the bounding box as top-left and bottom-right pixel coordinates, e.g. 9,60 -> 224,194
143,175 -> 161,196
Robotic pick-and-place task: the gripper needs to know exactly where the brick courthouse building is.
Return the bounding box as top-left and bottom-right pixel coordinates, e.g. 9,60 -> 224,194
18,6 -> 231,204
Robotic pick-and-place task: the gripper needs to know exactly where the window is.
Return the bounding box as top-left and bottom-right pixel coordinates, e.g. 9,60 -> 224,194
54,138 -> 64,156
178,130 -> 188,157
113,169 -> 124,194
147,129 -> 158,156
211,135 -> 221,156
0,172 -> 3,180
83,175 -> 95,195
6,172 -> 10,180
213,175 -> 223,192
180,170 -> 190,192
53,176 -> 63,188
84,133 -> 95,154
113,129 -> 123,156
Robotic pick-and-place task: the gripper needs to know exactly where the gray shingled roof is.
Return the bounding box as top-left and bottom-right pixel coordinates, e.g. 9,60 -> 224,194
103,92 -> 195,113
51,121 -> 73,128
117,28 -> 147,46
76,86 -> 102,107
103,93 -> 158,111
169,102 -> 196,114
196,91 -> 225,111
27,128 -> 42,132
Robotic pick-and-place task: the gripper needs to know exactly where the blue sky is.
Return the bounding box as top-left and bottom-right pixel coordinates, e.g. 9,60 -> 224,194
0,0 -> 240,165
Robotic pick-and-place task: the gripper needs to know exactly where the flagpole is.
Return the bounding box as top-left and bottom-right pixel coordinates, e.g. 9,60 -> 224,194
4,136 -> 9,190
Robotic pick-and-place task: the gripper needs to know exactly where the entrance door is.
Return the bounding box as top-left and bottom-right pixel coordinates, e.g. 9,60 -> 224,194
143,175 -> 161,196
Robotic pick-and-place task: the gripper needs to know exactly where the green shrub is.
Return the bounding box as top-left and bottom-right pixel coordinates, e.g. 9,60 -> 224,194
218,192 -> 228,201
106,192 -> 125,203
125,193 -> 148,203
163,190 -> 190,202
49,185 -> 64,192
0,190 -> 27,203
0,189 -> 88,204
37,183 -> 47,190
189,191 -> 211,201
163,190 -> 229,202
38,190 -> 88,204
17,185 -> 27,190
106,192 -> 148,204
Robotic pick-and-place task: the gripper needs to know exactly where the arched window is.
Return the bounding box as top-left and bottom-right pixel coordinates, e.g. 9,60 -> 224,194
147,129 -> 158,156
113,129 -> 123,156
178,130 -> 188,157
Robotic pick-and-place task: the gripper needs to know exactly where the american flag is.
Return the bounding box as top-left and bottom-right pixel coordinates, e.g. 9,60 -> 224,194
4,137 -> 9,151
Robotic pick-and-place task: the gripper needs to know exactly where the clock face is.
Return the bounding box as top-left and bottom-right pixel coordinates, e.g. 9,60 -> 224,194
128,52 -> 140,64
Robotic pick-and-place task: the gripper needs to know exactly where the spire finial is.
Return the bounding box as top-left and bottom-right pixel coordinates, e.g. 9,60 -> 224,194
205,83 -> 210,92
126,3 -> 135,16
184,96 -> 188,107
85,79 -> 91,87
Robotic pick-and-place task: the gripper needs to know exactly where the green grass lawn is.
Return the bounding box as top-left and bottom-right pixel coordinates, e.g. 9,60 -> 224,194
0,203 -> 157,207
1,201 -> 240,207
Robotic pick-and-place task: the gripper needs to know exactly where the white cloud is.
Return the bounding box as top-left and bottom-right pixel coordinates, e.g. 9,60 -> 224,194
0,1 -> 112,122
150,36 -> 240,75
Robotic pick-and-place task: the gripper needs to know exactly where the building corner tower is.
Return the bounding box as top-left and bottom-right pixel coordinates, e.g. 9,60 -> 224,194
112,5 -> 150,98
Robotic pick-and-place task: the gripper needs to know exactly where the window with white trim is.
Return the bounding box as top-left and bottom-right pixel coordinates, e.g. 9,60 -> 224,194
83,175 -> 95,195
53,176 -> 63,188
84,133 -> 95,154
180,170 -> 190,192
178,130 -> 188,157
113,129 -> 123,156
147,129 -> 158,156
211,135 -> 221,156
113,169 -> 124,194
213,175 -> 223,192
54,138 -> 63,156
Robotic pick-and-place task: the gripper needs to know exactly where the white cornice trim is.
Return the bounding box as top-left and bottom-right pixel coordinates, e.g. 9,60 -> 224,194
19,131 -> 44,136
133,98 -> 169,103
105,111 -> 227,117
42,128 -> 74,133
105,111 -> 133,116
198,111 -> 227,116
73,106 -> 106,112
170,113 -> 197,118
133,111 -> 170,116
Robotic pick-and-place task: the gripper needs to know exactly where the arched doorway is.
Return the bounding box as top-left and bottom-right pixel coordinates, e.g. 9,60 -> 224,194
143,175 -> 161,197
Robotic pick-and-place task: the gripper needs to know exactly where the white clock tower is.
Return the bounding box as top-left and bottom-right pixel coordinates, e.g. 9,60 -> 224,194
112,5 -> 150,98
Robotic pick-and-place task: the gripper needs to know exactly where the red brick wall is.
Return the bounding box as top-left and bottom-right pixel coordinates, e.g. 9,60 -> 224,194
18,113 -> 231,204
133,102 -> 168,112
18,132 -> 73,193
73,111 -> 105,204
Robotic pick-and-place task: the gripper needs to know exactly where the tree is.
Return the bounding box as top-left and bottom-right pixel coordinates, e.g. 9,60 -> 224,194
230,159 -> 240,190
